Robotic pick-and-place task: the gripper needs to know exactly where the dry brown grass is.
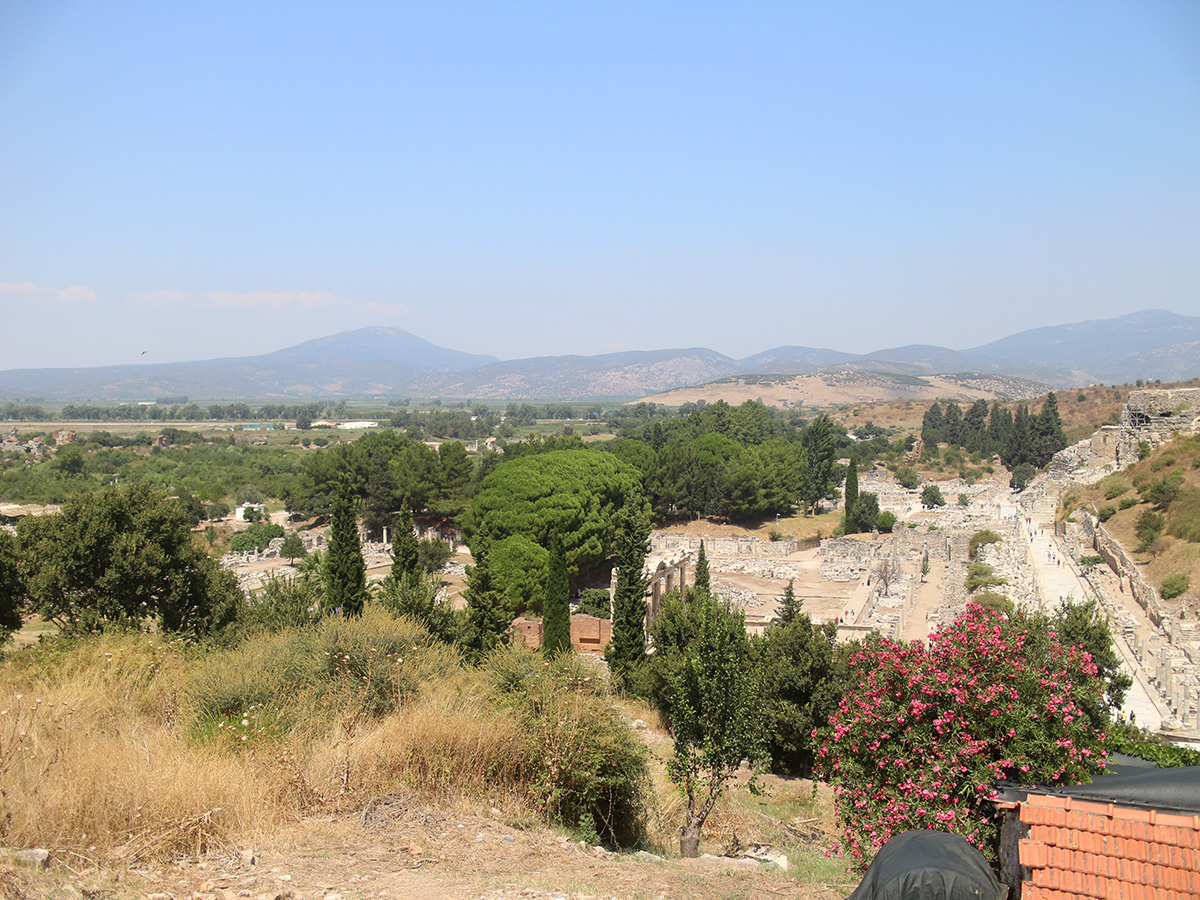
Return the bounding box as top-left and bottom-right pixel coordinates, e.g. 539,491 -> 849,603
0,636 -> 292,860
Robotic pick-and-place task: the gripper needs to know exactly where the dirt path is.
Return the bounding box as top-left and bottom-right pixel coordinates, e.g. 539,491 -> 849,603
902,559 -> 945,642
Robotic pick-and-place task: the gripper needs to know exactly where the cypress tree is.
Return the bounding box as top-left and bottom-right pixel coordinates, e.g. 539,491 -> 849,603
777,578 -> 800,625
692,541 -> 711,597
325,481 -> 367,617
1034,393 -> 1068,466
462,549 -> 509,662
842,459 -> 860,535
606,496 -> 651,680
390,501 -> 420,583
921,402 -> 944,445
541,533 -> 572,655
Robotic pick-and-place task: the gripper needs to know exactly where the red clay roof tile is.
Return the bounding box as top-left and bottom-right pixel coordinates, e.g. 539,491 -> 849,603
1012,788 -> 1200,900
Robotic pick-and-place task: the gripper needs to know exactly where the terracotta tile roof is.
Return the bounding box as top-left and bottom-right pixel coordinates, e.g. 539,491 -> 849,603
1014,793 -> 1200,899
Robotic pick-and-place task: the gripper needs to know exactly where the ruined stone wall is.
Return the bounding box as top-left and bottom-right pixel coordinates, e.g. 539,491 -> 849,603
1113,388 -> 1200,467
1079,513 -> 1164,626
818,537 -> 880,581
651,533 -> 799,558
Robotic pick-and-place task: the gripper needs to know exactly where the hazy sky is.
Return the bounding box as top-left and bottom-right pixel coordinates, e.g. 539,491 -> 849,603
2,1 -> 1198,370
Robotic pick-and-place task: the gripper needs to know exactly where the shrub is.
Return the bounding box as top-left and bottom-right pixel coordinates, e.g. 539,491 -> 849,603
189,607 -> 455,741
920,485 -> 946,509
485,647 -> 649,846
1104,482 -> 1129,500
240,574 -> 321,634
967,530 -> 1001,560
229,522 -> 284,553
1097,505 -> 1117,522
1161,574 -> 1191,600
1105,719 -> 1200,768
966,563 -> 1006,593
875,511 -> 897,533
816,606 -> 1107,865
1119,496 -> 1139,510
1079,555 -> 1105,568
957,494 -> 969,507
973,591 -> 1011,614
1135,510 -> 1164,550
896,468 -> 920,490
1142,470 -> 1185,509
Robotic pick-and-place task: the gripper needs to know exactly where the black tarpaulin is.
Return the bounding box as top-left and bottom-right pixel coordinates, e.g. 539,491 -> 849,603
994,765 -> 1200,816
847,830 -> 1005,900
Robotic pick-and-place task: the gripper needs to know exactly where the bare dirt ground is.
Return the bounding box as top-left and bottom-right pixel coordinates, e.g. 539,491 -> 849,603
0,804 -> 854,900
2,708 -> 856,900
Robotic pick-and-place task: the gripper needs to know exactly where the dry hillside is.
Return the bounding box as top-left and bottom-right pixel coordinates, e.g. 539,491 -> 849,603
1063,432 -> 1200,616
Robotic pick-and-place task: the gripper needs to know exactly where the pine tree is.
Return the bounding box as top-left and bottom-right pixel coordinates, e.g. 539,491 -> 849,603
987,402 -> 1012,458
606,496 -> 651,680
1007,405 -> 1034,468
1034,393 -> 1068,467
692,541 -> 711,597
842,459 -> 860,535
921,402 -> 944,445
324,481 -> 367,617
777,578 -> 800,624
462,549 -> 509,662
541,533 -> 572,655
941,401 -> 963,448
390,501 -> 420,583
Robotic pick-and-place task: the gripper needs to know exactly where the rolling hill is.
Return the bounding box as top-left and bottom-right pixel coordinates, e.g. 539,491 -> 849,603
0,310 -> 1196,402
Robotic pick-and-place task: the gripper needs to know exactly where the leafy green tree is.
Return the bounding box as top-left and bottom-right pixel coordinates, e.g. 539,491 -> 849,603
16,482 -> 240,636
1009,463 -> 1037,491
465,448 -> 642,585
754,612 -> 840,776
280,531 -> 307,565
921,548 -> 930,581
842,459 -> 860,533
0,531 -> 24,639
798,415 -> 838,514
896,467 -> 920,490
541,533 -> 572,655
324,481 -> 367,617
920,483 -> 946,509
389,503 -> 420,582
489,534 -> 548,615
606,496 -> 651,682
666,592 -> 765,857
1040,597 -> 1132,721
53,443 -> 87,477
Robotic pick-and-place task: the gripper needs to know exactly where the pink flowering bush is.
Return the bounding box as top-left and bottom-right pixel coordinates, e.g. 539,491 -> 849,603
815,604 -> 1107,865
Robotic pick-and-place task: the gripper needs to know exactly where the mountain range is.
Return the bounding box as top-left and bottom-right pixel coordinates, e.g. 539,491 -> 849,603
0,309 -> 1196,403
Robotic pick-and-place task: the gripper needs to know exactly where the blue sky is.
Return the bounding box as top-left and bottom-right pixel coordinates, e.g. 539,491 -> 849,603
1,1 -> 1198,370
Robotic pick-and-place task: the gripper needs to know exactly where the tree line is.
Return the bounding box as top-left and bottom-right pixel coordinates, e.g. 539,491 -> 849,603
921,394 -> 1067,478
